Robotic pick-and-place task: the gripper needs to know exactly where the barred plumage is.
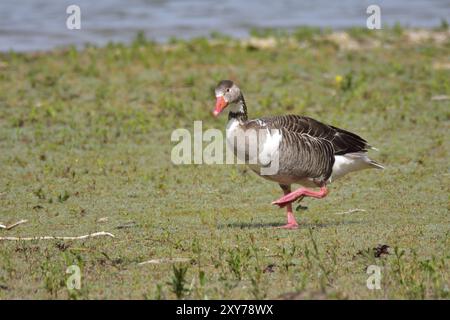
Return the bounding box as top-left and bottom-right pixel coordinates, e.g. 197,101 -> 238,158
250,115 -> 374,184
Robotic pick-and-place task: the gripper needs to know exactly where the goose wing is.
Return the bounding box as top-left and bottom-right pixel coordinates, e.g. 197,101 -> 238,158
256,115 -> 371,155
243,115 -> 371,183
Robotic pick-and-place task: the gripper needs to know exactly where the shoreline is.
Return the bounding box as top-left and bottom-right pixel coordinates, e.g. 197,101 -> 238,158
1,25 -> 449,55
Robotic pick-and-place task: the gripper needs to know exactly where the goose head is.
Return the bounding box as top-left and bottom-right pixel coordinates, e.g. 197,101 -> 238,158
213,80 -> 242,117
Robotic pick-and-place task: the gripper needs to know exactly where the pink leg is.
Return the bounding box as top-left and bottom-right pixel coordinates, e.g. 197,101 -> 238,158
275,185 -> 299,229
272,186 -> 328,208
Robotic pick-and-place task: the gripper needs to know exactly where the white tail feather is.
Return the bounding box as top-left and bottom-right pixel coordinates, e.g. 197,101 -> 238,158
331,152 -> 383,181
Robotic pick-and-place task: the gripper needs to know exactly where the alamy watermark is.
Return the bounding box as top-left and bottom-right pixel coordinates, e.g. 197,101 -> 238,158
66,265 -> 81,290
64,4 -> 381,34
366,265 -> 382,290
171,121 -> 280,175
367,5 -> 381,29
66,5 -> 81,30
64,4 -> 381,33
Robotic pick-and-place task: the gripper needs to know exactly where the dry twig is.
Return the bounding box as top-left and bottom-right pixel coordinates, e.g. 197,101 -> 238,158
0,219 -> 28,230
334,208 -> 366,215
138,258 -> 190,266
0,231 -> 115,241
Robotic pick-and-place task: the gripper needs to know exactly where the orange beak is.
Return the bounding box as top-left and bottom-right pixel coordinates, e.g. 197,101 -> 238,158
213,96 -> 228,117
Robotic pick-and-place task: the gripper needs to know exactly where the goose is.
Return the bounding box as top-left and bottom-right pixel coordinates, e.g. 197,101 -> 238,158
213,80 -> 384,229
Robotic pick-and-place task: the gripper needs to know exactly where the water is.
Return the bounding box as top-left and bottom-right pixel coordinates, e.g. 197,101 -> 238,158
0,0 -> 448,51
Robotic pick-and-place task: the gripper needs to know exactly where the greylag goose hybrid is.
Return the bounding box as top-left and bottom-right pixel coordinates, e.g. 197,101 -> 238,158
213,80 -> 384,229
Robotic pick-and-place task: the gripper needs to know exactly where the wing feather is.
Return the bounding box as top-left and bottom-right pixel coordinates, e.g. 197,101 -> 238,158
259,115 -> 371,155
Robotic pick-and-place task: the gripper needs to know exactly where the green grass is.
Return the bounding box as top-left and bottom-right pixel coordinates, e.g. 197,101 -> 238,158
0,27 -> 449,299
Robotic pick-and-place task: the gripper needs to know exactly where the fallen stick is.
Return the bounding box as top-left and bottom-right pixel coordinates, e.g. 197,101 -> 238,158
138,258 -> 190,266
334,208 -> 366,215
0,231 -> 115,241
0,219 -> 28,230
431,95 -> 449,101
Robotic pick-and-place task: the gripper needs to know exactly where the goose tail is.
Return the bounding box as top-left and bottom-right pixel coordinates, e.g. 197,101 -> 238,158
368,159 -> 384,170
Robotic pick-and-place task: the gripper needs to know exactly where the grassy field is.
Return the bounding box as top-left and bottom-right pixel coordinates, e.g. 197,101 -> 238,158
0,26 -> 449,299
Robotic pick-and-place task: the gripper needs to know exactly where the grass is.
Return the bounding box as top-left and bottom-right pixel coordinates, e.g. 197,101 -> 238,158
0,27 -> 449,299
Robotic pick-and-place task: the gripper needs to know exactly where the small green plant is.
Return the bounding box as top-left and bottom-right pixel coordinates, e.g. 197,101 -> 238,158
0,250 -> 14,278
40,255 -> 65,298
307,228 -> 332,290
249,266 -> 266,299
191,239 -> 207,298
437,19 -> 448,31
33,187 -> 46,200
57,190 -> 70,203
133,30 -> 147,46
392,22 -> 404,36
169,264 -> 189,299
281,244 -> 297,272
151,283 -> 165,300
226,248 -> 248,281
392,247 -> 406,286
339,72 -> 354,92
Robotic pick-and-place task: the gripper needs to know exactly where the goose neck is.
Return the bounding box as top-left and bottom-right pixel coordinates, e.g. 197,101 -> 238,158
228,94 -> 248,122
